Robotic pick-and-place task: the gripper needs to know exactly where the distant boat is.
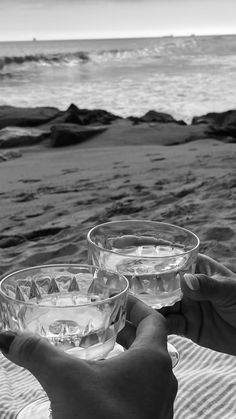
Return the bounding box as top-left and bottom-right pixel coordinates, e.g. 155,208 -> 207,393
32,37 -> 37,42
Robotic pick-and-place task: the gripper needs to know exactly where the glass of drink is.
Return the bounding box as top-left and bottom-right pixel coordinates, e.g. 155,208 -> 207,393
87,220 -> 200,367
0,264 -> 129,419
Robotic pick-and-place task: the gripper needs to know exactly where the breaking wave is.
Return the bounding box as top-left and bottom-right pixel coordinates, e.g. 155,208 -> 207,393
1,35 -> 236,75
0,51 -> 91,72
0,48 -> 160,79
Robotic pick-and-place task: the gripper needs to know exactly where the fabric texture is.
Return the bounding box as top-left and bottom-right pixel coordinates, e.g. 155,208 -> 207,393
170,335 -> 236,419
0,335 -> 236,418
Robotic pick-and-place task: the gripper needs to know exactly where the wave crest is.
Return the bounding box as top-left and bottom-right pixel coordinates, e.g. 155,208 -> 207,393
0,51 -> 90,71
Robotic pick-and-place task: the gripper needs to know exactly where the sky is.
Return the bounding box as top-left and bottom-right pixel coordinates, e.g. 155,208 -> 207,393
0,0 -> 235,41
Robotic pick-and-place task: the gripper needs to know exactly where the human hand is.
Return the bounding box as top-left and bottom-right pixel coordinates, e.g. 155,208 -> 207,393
162,254 -> 236,356
0,295 -> 177,419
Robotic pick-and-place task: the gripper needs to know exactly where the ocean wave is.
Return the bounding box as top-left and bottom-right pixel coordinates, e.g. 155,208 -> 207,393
0,47 -> 162,72
0,51 -> 90,71
1,35 -> 236,74
0,38 -> 204,71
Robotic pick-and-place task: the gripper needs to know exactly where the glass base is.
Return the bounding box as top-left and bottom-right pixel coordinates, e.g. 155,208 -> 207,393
168,342 -> 179,368
17,397 -> 51,419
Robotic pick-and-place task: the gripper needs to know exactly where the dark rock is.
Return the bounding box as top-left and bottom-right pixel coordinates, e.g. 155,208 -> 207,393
50,123 -> 107,147
0,127 -> 49,148
72,105 -> 121,125
49,104 -> 121,126
0,105 -> 61,129
192,110 -> 236,139
48,103 -> 84,126
128,110 -> 187,126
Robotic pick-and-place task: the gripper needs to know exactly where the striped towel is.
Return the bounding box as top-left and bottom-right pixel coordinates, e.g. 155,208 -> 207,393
0,354 -> 44,419
0,336 -> 236,419
170,335 -> 236,419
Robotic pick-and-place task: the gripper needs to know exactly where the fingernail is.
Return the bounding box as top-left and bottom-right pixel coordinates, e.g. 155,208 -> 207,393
0,331 -> 17,353
184,274 -> 200,291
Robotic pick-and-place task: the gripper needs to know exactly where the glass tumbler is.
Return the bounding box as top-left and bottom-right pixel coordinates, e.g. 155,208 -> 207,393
0,264 -> 129,419
87,219 -> 200,367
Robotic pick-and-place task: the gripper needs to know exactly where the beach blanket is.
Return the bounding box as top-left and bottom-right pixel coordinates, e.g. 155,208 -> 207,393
0,335 -> 236,419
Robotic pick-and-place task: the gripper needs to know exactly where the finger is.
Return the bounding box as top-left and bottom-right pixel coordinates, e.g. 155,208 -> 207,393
182,273 -> 236,305
165,314 -> 186,336
158,301 -> 181,317
126,294 -> 155,325
157,301 -> 185,336
126,295 -> 168,350
117,320 -> 136,349
1,332 -> 68,389
196,254 -> 235,278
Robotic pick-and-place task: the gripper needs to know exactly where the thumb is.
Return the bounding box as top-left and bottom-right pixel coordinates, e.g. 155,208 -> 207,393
0,331 -> 65,391
182,273 -> 236,305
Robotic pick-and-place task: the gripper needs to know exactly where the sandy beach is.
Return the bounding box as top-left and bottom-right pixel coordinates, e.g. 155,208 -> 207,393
1,22 -> 236,419
0,119 -> 235,277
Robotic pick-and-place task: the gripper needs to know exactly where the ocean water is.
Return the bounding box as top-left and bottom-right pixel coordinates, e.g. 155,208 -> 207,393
0,35 -> 236,123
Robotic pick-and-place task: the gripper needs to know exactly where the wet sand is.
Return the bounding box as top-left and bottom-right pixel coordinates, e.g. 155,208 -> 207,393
0,133 -> 235,276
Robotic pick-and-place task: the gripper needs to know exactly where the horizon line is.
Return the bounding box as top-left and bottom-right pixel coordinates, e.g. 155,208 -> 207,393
0,32 -> 236,43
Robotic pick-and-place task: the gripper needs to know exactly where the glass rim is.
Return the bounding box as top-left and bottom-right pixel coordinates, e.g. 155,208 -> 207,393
0,263 -> 129,308
87,219 -> 200,259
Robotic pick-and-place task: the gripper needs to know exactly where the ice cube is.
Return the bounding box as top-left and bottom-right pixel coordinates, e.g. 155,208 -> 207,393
139,245 -> 158,257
